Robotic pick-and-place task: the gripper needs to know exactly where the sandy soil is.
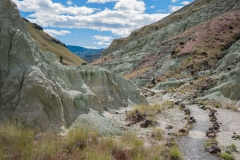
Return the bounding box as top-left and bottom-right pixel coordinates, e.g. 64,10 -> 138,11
215,108 -> 240,159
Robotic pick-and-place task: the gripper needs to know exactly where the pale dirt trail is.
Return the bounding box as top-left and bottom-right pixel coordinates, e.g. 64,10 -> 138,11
178,104 -> 219,160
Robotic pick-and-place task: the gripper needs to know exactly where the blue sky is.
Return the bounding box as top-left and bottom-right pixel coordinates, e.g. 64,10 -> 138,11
13,0 -> 193,49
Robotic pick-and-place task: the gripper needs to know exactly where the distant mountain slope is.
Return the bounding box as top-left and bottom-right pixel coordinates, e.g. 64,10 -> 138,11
67,45 -> 104,63
23,18 -> 86,66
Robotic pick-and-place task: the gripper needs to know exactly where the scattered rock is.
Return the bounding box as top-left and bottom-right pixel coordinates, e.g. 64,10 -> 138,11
232,135 -> 240,140
180,103 -> 186,109
188,117 -> 196,124
192,95 -> 197,99
165,125 -> 173,130
205,145 -> 221,154
126,124 -> 131,127
140,119 -> 154,128
175,101 -> 181,105
178,128 -> 188,135
183,108 -> 190,115
167,133 -> 177,136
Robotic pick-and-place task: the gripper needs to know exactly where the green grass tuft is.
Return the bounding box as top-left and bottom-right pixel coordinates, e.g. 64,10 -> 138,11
169,147 -> 183,160
221,152 -> 235,160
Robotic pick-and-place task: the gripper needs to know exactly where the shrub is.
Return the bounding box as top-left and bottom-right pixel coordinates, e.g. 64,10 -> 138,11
120,132 -> 144,147
151,129 -> 163,141
161,100 -> 175,108
221,152 -> 235,160
81,62 -> 88,65
127,104 -> 162,119
60,55 -> 63,63
231,143 -> 237,150
169,147 -> 183,160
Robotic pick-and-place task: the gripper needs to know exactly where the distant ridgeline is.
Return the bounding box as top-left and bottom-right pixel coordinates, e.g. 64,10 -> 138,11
67,45 -> 104,63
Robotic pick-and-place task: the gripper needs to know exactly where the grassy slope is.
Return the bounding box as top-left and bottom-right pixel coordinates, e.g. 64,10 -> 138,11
26,21 -> 86,66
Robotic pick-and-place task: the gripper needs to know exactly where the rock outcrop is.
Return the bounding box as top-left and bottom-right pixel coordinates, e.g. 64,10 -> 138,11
0,0 -> 147,131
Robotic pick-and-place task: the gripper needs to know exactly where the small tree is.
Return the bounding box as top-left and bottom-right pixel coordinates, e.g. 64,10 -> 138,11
60,56 -> 63,63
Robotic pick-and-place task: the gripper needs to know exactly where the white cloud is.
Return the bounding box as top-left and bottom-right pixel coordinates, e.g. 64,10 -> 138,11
114,0 -> 145,13
87,0 -> 118,3
150,5 -> 155,9
94,35 -> 113,42
171,0 -> 178,3
169,5 -> 183,12
12,0 -> 96,16
67,0 -> 72,5
13,0 -> 169,37
44,29 -> 71,36
157,9 -> 164,13
181,1 -> 190,5
96,41 -> 111,46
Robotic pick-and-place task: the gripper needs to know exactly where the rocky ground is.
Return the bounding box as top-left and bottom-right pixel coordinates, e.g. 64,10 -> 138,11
99,88 -> 240,159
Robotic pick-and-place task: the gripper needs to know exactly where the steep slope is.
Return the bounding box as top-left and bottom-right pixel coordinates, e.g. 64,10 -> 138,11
0,0 -> 147,131
24,19 -> 86,66
92,0 -> 240,107
67,45 -> 104,63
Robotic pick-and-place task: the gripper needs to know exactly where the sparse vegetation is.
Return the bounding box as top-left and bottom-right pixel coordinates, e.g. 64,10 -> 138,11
127,101 -> 175,120
127,104 -> 163,119
169,146 -> 183,160
0,123 -> 184,160
81,62 -> 88,65
60,55 -> 63,63
204,138 -> 218,149
161,100 -> 175,108
204,99 -> 222,108
198,100 -> 203,105
231,143 -> 237,150
221,152 -> 235,160
151,128 -> 163,141
226,103 -> 238,111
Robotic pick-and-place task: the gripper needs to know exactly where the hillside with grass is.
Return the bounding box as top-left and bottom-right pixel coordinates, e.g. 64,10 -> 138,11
24,19 -> 86,66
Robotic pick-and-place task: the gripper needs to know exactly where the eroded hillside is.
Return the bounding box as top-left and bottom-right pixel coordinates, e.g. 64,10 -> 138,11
92,0 -> 240,107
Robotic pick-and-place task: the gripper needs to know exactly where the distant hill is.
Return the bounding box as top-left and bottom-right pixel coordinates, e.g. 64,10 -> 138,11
67,45 -> 104,63
23,18 -> 86,66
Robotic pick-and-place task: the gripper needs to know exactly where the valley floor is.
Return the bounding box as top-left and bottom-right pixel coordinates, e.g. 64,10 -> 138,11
102,89 -> 240,160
